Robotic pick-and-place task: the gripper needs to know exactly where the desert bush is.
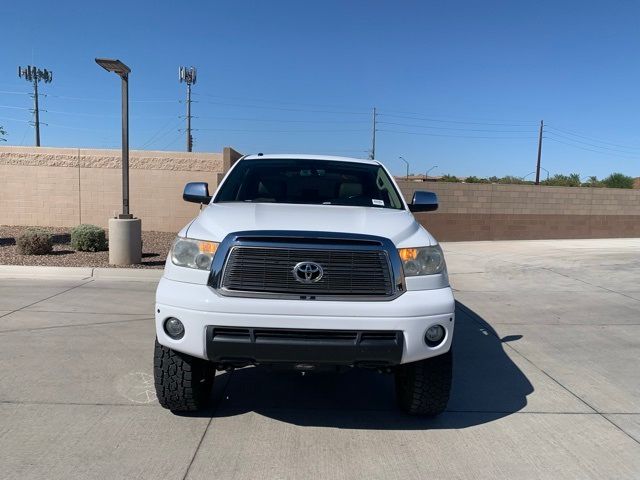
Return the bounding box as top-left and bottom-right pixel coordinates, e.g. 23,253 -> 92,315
541,173 -> 581,187
16,228 -> 53,255
440,174 -> 461,182
70,224 -> 108,252
601,172 -> 634,189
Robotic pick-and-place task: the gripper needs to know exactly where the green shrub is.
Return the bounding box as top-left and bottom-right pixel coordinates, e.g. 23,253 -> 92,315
601,172 -> 634,189
16,228 -> 53,255
440,174 -> 461,183
542,173 -> 581,187
70,224 -> 108,252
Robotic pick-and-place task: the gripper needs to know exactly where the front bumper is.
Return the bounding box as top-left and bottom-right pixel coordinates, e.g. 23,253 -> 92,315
206,326 -> 404,367
155,277 -> 455,365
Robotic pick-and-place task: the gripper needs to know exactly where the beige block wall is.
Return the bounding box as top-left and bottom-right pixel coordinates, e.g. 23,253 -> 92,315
396,180 -> 640,241
1,146 -> 638,239
397,181 -> 640,216
0,146 -> 225,232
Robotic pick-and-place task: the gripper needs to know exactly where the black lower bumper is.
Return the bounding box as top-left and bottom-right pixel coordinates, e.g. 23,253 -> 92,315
205,326 -> 404,367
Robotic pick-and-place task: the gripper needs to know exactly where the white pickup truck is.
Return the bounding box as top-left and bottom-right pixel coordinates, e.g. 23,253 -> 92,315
154,154 -> 455,415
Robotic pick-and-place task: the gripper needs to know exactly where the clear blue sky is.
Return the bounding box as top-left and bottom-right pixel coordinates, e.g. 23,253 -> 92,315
1,0 -> 639,178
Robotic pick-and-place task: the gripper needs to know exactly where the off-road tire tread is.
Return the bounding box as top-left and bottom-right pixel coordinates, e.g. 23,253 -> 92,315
395,350 -> 452,416
154,339 -> 214,412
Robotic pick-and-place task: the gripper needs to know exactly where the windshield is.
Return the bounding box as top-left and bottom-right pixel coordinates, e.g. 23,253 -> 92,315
214,159 -> 405,210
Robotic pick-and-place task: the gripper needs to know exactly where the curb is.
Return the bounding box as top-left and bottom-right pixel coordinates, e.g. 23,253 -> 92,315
0,265 -> 163,281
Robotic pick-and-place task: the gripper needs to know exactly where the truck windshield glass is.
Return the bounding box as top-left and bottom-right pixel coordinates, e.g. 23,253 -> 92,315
214,159 -> 404,210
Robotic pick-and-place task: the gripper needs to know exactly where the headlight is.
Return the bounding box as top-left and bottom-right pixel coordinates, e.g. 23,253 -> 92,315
171,237 -> 219,270
398,245 -> 446,276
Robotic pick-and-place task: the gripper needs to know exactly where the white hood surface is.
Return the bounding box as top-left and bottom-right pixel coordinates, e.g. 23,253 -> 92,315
184,202 -> 436,247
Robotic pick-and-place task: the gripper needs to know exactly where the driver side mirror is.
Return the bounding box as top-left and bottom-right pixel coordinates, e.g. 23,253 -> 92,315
408,191 -> 438,212
183,182 -> 212,204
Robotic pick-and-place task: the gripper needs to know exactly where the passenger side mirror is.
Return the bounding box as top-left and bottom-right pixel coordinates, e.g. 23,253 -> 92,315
408,191 -> 438,212
183,182 -> 212,204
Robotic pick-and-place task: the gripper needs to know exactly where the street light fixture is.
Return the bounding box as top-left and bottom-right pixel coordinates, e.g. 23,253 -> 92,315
398,156 -> 409,181
95,58 -> 131,219
426,165 -> 438,181
95,57 -> 141,265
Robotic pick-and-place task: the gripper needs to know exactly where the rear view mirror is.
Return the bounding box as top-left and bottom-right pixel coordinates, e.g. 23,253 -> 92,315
408,191 -> 438,212
183,182 -> 212,204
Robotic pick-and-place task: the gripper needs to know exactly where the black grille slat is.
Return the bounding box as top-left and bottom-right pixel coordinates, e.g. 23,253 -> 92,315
254,329 -> 358,342
221,246 -> 393,296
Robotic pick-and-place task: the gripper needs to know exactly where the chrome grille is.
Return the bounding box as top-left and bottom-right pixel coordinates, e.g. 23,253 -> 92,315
221,246 -> 393,296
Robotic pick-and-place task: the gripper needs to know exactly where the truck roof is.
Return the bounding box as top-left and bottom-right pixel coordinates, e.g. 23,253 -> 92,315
241,153 -> 380,165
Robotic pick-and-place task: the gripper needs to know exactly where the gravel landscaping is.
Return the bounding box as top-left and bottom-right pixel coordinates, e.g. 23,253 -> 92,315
0,225 -> 174,269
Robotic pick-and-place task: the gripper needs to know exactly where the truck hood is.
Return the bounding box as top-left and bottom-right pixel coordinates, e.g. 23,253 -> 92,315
184,202 -> 436,247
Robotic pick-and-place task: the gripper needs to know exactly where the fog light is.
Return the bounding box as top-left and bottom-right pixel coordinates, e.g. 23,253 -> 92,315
425,325 -> 445,346
164,317 -> 185,340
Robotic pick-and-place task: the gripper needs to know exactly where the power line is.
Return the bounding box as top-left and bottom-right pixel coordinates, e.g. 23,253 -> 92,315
195,115 -> 368,124
377,112 -> 537,126
45,109 -> 175,120
160,131 -> 182,150
378,129 -> 538,139
377,120 -> 536,133
0,116 -> 29,123
544,136 -> 640,158
140,118 -> 182,149
45,122 -> 109,133
194,99 -> 370,115
546,124 -> 640,150
195,128 -> 369,133
544,131 -> 640,155
192,91 -> 371,112
0,105 -> 30,110
43,93 -> 176,104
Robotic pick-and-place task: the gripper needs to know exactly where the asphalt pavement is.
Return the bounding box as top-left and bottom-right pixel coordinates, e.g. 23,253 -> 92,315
1,238 -> 639,479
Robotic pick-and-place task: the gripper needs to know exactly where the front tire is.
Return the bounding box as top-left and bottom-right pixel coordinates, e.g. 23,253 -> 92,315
154,339 -> 215,412
395,350 -> 452,416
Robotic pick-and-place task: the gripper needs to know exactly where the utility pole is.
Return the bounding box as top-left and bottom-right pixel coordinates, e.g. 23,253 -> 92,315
369,107 -> 377,159
18,65 -> 53,146
179,66 -> 197,152
535,120 -> 544,185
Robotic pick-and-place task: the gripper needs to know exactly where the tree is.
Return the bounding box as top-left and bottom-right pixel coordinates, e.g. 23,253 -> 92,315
0,125 -> 6,142
498,175 -> 528,185
582,176 -> 602,188
440,174 -> 461,183
464,176 -> 490,184
542,173 -> 581,187
601,172 -> 634,189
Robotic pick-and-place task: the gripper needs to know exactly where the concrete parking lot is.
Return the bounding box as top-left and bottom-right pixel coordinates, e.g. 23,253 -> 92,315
1,238 -> 639,479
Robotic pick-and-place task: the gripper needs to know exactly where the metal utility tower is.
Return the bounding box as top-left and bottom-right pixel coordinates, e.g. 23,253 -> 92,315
17,65 -> 53,146
179,66 -> 197,152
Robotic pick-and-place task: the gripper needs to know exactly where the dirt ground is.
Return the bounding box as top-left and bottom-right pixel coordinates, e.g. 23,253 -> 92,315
0,225 -> 174,269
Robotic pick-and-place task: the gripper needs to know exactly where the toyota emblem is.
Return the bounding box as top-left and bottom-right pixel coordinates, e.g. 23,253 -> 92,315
292,261 -> 324,284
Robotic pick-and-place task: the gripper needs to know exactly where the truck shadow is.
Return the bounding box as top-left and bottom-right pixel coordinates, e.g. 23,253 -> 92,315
202,301 -> 533,430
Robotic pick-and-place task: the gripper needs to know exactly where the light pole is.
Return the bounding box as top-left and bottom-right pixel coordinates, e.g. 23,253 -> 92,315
426,165 -> 438,181
398,156 -> 409,181
95,58 -> 141,265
